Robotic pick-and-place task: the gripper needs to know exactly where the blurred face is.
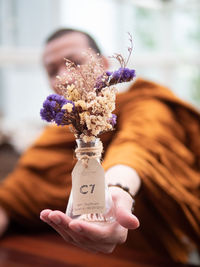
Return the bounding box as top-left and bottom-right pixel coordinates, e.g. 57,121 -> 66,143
43,32 -> 92,92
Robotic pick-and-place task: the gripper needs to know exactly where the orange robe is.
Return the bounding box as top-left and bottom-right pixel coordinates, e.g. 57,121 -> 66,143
0,78 -> 199,262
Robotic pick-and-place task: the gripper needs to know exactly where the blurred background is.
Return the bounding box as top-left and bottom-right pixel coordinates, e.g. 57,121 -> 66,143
0,0 -> 200,157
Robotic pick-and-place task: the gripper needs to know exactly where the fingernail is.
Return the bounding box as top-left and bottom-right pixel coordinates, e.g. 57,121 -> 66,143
71,224 -> 82,232
50,215 -> 61,225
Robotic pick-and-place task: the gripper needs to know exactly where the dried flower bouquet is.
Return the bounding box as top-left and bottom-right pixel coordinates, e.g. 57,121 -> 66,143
40,35 -> 135,142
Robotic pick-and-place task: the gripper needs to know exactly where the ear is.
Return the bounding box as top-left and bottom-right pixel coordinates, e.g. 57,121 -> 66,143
101,56 -> 109,70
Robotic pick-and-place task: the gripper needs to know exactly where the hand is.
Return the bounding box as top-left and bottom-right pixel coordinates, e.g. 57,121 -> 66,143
40,187 -> 139,253
0,206 -> 9,237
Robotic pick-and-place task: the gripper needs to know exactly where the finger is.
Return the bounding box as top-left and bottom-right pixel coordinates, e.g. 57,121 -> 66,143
40,209 -> 72,234
110,187 -> 140,229
46,218 -> 115,254
40,209 -> 52,223
40,210 -> 75,243
47,210 -> 96,246
46,214 -> 106,252
50,224 -> 75,243
48,211 -> 85,242
41,211 -> 121,252
48,210 -> 72,226
115,200 -> 140,229
116,207 -> 139,229
48,212 -> 120,252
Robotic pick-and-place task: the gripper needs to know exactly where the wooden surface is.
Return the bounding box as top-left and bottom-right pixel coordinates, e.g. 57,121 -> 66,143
0,231 -> 196,267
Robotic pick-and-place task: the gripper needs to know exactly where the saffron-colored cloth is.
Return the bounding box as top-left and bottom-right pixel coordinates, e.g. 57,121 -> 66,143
0,78 -> 199,262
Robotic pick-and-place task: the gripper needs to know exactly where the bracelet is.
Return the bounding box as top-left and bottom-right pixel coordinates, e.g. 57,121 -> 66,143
108,183 -> 135,212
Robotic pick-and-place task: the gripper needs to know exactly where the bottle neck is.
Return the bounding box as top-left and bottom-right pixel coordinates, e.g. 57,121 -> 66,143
75,138 -> 102,162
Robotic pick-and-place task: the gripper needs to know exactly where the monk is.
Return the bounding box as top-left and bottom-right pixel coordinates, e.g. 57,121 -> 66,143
0,29 -> 199,263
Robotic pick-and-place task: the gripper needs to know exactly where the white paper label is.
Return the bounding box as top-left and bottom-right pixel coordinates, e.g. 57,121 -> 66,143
72,159 -> 105,215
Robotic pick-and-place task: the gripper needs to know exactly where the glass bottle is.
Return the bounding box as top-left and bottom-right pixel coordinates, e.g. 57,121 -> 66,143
66,138 -> 116,222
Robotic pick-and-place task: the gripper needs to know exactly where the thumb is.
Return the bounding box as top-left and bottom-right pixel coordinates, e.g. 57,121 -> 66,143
115,205 -> 139,229
110,187 -> 140,229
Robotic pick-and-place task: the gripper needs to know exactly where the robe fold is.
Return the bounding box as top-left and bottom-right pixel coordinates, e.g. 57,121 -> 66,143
0,78 -> 199,262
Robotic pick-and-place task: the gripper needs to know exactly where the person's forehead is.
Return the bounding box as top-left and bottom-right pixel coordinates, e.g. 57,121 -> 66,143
43,32 -> 90,65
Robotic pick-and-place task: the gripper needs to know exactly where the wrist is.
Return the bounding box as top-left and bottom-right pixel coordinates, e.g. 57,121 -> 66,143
108,183 -> 135,199
105,164 -> 141,197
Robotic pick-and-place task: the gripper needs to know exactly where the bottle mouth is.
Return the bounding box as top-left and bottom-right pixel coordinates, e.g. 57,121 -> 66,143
76,138 -> 100,148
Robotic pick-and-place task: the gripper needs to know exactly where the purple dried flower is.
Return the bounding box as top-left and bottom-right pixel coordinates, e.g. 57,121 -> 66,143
40,94 -> 73,123
95,67 -> 135,92
54,110 -> 66,126
106,71 -> 112,76
112,70 -> 121,80
109,114 -> 117,127
110,68 -> 136,84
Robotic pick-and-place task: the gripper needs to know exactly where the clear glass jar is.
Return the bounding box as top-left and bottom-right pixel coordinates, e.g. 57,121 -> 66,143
66,138 -> 116,223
